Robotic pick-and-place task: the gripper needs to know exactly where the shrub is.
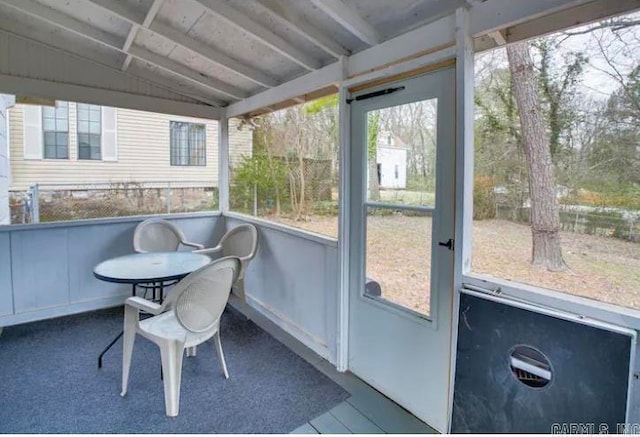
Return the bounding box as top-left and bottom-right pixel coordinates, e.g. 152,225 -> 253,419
473,176 -> 496,220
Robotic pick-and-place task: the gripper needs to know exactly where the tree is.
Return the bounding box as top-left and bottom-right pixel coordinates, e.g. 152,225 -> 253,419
367,111 -> 381,201
507,41 -> 568,271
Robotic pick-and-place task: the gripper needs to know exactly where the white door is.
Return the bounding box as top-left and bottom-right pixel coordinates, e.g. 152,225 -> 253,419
347,66 -> 455,432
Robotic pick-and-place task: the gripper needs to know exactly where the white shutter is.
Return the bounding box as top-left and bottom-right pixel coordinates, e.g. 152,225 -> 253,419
101,106 -> 117,161
23,105 -> 43,160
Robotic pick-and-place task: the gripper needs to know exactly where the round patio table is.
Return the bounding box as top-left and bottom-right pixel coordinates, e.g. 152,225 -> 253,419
93,251 -> 212,368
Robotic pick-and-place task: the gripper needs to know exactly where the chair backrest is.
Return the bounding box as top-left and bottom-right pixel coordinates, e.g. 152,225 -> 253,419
133,219 -> 184,253
219,225 -> 258,277
171,257 -> 241,333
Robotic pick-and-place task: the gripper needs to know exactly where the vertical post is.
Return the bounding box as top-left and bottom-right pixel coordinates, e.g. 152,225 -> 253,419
336,56 -> 350,372
253,183 -> 258,216
30,183 -> 40,223
218,116 -> 230,212
166,182 -> 172,214
449,6 -> 474,431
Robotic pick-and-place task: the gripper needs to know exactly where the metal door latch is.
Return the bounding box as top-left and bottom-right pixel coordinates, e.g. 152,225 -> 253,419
438,238 -> 454,250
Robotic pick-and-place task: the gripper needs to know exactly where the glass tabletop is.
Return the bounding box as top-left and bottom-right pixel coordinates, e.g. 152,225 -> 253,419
93,252 -> 212,284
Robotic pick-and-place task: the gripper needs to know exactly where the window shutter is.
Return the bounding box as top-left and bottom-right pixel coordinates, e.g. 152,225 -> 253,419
101,106 -> 117,161
23,105 -> 43,160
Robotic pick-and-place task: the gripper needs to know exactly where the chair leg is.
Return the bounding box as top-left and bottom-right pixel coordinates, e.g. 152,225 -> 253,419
159,339 -> 185,417
121,307 -> 137,397
213,331 -> 229,379
186,346 -> 197,357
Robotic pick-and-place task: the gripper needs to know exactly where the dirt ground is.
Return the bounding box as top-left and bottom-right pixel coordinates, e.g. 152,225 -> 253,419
276,215 -> 640,314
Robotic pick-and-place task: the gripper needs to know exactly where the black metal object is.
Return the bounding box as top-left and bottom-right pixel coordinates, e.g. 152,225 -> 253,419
451,291 -> 632,433
438,238 -> 454,250
346,86 -> 405,104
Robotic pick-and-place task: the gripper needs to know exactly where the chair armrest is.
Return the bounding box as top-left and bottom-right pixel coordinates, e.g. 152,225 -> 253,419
181,240 -> 205,250
125,297 -> 163,315
193,245 -> 222,255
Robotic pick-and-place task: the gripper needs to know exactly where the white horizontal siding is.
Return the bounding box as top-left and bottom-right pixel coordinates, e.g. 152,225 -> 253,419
0,95 -> 11,224
9,104 -> 252,190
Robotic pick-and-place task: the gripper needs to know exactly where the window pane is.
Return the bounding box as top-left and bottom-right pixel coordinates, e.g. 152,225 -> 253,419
78,146 -> 89,160
44,132 -> 56,146
57,145 -> 68,159
170,121 -> 205,167
43,118 -> 56,131
366,99 -> 438,208
78,133 -> 88,147
90,121 -> 101,134
44,145 -> 56,159
471,13 -> 640,311
57,118 -> 68,132
366,207 -> 432,316
78,120 -> 89,133
56,133 -> 67,147
77,105 -> 87,118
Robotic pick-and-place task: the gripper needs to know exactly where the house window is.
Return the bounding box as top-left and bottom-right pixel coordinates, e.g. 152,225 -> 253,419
170,121 -> 206,166
77,103 -> 102,160
42,102 -> 69,159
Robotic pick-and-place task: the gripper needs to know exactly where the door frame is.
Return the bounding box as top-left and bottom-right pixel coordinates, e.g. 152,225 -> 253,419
335,9 -> 474,433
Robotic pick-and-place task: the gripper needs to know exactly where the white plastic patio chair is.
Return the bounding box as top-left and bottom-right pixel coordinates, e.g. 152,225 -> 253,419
120,256 -> 241,417
194,224 -> 258,302
133,218 -> 204,253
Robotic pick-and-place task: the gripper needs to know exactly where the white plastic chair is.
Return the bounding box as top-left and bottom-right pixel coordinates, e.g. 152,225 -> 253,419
133,218 -> 204,253
120,256 -> 241,417
194,224 -> 258,302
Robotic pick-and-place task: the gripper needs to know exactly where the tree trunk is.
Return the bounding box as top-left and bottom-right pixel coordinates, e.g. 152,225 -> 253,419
368,157 -> 380,201
368,112 -> 381,201
507,41 -> 567,272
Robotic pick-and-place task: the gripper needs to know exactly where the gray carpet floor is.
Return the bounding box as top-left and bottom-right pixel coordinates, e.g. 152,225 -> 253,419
0,306 -> 348,433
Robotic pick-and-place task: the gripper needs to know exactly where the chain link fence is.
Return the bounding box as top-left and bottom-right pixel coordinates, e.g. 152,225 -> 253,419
9,181 -> 218,224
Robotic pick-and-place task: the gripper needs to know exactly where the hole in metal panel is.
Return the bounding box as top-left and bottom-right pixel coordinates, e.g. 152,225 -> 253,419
509,345 -> 552,388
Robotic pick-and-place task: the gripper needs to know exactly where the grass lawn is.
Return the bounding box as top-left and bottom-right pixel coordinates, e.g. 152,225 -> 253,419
274,214 -> 640,314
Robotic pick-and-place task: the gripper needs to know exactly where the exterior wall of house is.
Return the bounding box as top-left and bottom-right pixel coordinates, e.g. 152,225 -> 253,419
0,95 -> 14,224
8,103 -> 252,191
377,147 -> 407,189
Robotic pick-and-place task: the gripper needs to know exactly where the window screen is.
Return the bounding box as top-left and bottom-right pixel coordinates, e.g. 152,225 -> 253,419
170,121 -> 206,166
77,103 -> 101,160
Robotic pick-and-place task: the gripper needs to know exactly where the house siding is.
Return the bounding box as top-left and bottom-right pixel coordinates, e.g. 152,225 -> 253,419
0,95 -> 13,224
8,103 -> 252,191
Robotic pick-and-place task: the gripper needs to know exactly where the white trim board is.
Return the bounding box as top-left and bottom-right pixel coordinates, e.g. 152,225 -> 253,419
0,74 -> 222,120
225,0 -> 598,118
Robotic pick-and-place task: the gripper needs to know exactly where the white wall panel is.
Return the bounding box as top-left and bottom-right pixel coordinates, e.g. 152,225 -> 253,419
0,233 -> 12,316
11,228 -> 70,313
226,216 -> 339,362
0,212 -> 222,326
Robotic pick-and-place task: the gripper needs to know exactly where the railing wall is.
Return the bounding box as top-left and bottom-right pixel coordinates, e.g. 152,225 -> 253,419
226,214 -> 340,364
0,212 -> 223,326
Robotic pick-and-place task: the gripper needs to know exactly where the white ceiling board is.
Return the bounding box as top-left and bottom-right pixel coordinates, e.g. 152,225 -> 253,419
227,0 -> 335,65
167,45 -> 261,93
347,0 -> 460,40
0,4 -> 125,69
155,0 -> 205,34
187,10 -> 305,81
128,58 -> 227,105
37,0 -> 131,39
134,26 -> 177,56
281,0 -> 369,54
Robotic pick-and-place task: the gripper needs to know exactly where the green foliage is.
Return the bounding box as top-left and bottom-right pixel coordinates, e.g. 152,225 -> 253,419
367,111 -> 380,159
303,94 -> 338,114
230,152 -> 289,214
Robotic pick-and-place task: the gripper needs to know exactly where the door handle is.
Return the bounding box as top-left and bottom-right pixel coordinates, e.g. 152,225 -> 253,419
438,239 -> 454,251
